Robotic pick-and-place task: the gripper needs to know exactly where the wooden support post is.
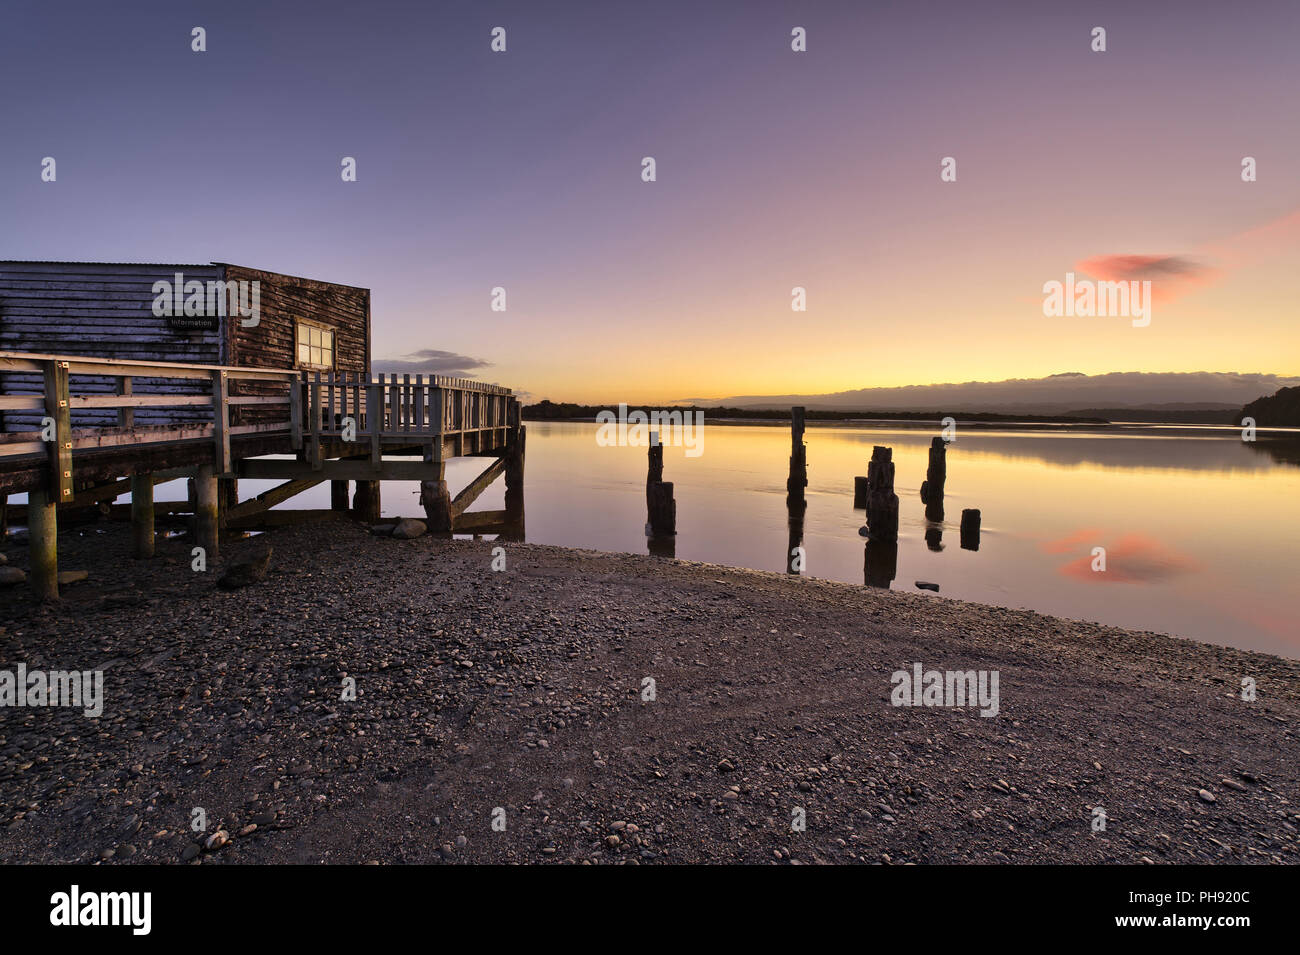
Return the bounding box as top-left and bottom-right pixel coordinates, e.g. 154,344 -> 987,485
420,462 -> 452,532
211,369 -> 232,474
786,406 -> 807,511
218,477 -> 238,527
131,473 -> 155,558
331,481 -> 350,511
353,481 -> 382,523
28,487 -> 58,601
43,359 -> 73,505
195,464 -> 219,559
505,425 -> 525,519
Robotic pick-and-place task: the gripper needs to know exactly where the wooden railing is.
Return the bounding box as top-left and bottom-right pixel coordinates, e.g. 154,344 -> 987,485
0,352 -> 519,496
0,352 -> 298,501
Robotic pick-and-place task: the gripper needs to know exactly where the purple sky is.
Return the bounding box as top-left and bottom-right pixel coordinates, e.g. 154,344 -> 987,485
3,0 -> 1297,402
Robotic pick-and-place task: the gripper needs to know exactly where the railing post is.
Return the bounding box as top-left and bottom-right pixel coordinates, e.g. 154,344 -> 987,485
367,378 -> 382,469
211,369 -> 231,474
42,359 -> 73,505
309,372 -> 322,470
116,376 -> 133,430
289,373 -> 304,451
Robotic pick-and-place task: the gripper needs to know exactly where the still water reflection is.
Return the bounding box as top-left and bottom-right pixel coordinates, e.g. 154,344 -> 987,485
234,420 -> 1299,659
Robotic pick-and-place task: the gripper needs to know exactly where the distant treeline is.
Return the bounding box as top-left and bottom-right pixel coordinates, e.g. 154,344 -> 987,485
1069,408 -> 1239,424
1239,386 -> 1300,427
522,400 -> 1107,425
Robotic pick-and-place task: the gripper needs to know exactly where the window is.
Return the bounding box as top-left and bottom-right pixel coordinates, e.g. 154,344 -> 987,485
296,321 -> 335,370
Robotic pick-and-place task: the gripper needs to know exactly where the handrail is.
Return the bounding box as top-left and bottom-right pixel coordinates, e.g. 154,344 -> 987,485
0,351 -> 520,493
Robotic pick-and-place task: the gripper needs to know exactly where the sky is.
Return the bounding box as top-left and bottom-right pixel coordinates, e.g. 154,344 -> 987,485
2,0 -> 1298,404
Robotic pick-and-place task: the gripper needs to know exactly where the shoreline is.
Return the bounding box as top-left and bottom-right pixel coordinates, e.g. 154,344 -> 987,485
2,519 -> 1297,864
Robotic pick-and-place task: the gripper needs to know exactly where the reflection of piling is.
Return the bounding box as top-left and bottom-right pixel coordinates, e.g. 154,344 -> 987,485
646,434 -> 676,540
960,508 -> 981,551
786,406 -> 807,512
786,506 -> 805,575
925,525 -> 944,551
864,537 -> 898,589
647,533 -> 676,558
863,446 -> 899,542
505,425 -> 526,524
919,436 -> 947,523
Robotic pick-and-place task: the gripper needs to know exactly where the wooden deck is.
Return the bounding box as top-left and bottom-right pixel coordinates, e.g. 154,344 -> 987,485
0,350 -> 519,496
0,350 -> 524,599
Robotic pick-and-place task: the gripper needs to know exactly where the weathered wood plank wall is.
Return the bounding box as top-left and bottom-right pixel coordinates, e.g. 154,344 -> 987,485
0,261 -> 222,430
0,261 -> 372,434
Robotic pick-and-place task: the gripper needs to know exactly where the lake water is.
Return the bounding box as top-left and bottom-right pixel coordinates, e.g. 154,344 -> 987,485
221,420 -> 1300,658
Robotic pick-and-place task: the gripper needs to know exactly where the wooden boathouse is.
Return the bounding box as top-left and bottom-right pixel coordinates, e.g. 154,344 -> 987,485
0,261 -> 524,599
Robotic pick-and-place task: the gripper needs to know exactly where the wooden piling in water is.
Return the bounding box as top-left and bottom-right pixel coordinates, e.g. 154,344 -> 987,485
863,446 -> 899,542
130,473 -> 154,559
647,480 -> 676,536
646,434 -> 676,538
28,486 -> 58,601
195,464 -> 219,559
786,406 -> 807,511
853,475 -> 868,509
920,436 -> 947,522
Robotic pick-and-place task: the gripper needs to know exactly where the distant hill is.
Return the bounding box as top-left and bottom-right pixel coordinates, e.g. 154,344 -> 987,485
1239,387 -> 1300,427
690,371 -> 1300,417
522,401 -> 1105,424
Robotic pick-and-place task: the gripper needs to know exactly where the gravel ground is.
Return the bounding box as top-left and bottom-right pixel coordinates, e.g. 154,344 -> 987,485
1,518 -> 1297,865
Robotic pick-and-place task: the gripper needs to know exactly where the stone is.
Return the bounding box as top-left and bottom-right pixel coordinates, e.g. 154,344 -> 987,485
57,570 -> 89,585
217,546 -> 272,589
915,581 -> 940,592
391,519 -> 427,540
0,566 -> 26,586
1197,789 -> 1217,804
204,829 -> 230,850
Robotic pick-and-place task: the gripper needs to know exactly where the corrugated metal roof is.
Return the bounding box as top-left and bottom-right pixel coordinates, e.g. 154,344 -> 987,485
0,260 -> 214,267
